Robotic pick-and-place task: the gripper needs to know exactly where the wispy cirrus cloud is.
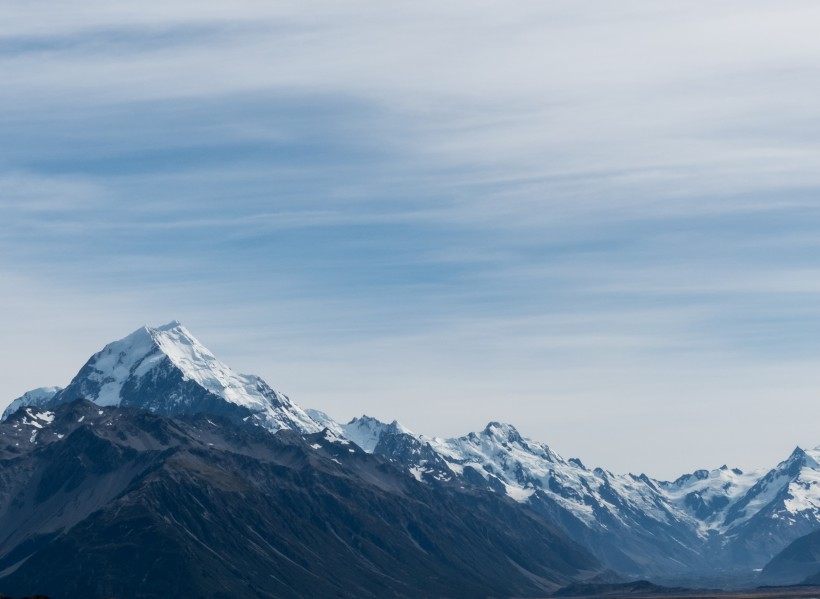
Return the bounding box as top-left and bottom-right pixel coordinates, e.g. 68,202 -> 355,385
1,0 -> 820,476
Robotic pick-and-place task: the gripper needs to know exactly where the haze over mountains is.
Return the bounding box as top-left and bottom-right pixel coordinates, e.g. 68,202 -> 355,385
2,322 -> 819,597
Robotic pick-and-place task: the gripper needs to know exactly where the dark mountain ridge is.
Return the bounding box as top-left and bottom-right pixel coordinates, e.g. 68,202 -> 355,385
759,529 -> 820,586
0,399 -> 603,598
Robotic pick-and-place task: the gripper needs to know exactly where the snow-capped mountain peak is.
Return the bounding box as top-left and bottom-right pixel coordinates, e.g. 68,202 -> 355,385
79,321 -> 260,409
339,415 -> 412,453
140,321 -> 275,412
782,446 -> 820,515
302,410 -> 417,454
3,322 -> 321,433
797,446 -> 820,468
701,444 -> 820,566
659,464 -> 761,528
481,421 -> 526,444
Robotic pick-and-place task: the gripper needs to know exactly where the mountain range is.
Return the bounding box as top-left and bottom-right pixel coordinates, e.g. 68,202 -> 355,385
1,322 -> 818,597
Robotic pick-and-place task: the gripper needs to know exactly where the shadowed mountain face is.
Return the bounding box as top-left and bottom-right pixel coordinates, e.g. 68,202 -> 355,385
360,423 -> 710,579
0,400 -> 602,599
340,419 -> 820,583
759,529 -> 820,586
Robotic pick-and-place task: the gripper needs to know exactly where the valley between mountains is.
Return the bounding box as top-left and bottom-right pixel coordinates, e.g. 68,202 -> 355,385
1,322 -> 819,598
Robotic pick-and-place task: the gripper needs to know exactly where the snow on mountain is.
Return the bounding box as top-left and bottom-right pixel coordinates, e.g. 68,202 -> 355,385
659,465 -> 763,531
1,387 -> 62,422
424,422 -> 690,531
0,399 -> 607,598
307,411 -> 459,483
724,447 -> 820,530
315,414 -> 729,535
299,405 -> 820,575
315,412 -> 820,575
1,406 -> 60,447
314,415 -> 708,574
319,415 -> 689,529
305,411 -> 415,453
427,423 -> 563,506
326,412 -> 820,557
782,447 -> 820,516
712,445 -> 820,566
339,416 -> 413,453
422,422 -> 820,571
4,322 -> 322,434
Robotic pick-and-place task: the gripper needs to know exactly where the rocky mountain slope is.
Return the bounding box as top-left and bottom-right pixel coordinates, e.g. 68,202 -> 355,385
0,399 -> 602,598
718,447 -> 820,567
316,412 -> 820,580
759,529 -> 820,585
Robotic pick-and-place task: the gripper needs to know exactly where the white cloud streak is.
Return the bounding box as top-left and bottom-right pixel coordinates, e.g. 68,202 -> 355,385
1,1 -> 820,477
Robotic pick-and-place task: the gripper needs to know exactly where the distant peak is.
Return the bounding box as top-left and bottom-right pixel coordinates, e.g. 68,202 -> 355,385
788,446 -> 807,460
483,421 -> 523,443
349,414 -> 384,425
788,446 -> 819,469
346,415 -> 411,435
1,386 -> 64,421
340,414 -> 413,453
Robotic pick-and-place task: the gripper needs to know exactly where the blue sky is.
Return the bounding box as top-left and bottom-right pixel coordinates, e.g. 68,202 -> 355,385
2,1 -> 820,477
